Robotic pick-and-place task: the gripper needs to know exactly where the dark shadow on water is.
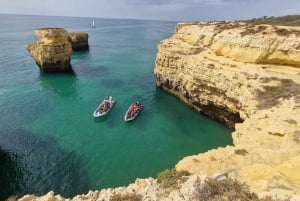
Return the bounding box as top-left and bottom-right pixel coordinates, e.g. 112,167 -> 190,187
72,48 -> 90,59
134,73 -> 155,91
39,66 -> 76,75
40,65 -> 76,74
100,77 -> 124,89
0,95 -> 51,128
72,63 -> 112,79
71,48 -> 112,78
0,129 -> 90,200
73,46 -> 90,52
39,71 -> 79,98
124,120 -> 136,126
0,146 -> 23,201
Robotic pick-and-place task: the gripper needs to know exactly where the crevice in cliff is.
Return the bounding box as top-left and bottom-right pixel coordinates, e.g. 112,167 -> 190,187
198,103 -> 243,129
156,73 -> 244,130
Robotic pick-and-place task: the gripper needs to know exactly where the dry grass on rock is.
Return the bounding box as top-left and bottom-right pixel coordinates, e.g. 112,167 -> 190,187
193,177 -> 291,201
109,192 -> 142,201
157,168 -> 190,190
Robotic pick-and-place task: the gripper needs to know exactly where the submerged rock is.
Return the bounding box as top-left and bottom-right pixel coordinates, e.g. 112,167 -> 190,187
26,28 -> 89,72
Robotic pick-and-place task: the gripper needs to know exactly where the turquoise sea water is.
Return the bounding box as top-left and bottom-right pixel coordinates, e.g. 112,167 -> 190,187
0,14 -> 232,199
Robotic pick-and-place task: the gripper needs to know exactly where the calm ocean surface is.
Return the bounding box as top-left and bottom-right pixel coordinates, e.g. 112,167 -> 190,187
0,14 -> 232,199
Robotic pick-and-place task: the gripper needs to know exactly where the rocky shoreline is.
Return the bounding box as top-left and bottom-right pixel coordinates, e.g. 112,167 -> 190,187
155,21 -> 300,199
16,22 -> 300,200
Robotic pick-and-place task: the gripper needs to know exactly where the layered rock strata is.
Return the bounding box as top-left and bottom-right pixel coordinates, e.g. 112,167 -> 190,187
154,22 -> 300,197
26,28 -> 89,72
17,22 -> 300,200
26,28 -> 72,72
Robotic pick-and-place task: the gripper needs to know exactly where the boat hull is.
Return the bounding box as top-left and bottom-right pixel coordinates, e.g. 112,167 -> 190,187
93,97 -> 116,117
124,103 -> 143,122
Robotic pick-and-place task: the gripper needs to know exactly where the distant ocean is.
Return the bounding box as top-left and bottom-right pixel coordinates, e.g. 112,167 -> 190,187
0,14 -> 232,199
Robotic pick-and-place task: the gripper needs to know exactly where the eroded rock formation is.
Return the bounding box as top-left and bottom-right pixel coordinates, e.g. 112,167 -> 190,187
17,22 -> 300,200
155,22 -> 300,198
26,28 -> 89,72
26,28 -> 73,72
68,32 -> 89,50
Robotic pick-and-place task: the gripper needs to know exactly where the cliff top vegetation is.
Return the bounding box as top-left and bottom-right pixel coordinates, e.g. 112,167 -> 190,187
244,15 -> 300,26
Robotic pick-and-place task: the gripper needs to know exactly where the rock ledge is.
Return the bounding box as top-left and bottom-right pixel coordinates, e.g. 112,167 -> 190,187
155,21 -> 300,199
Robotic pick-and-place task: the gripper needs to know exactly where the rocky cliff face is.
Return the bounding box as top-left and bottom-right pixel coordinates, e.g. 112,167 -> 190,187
26,28 -> 89,72
155,22 -> 300,198
16,22 -> 300,201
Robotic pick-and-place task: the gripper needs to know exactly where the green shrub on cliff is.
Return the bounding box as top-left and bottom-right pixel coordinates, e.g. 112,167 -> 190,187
194,177 -> 257,201
157,168 -> 190,189
245,15 -> 300,26
194,177 -> 291,201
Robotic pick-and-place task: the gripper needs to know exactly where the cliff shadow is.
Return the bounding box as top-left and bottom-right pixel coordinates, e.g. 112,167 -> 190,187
0,146 -> 23,201
39,71 -> 79,98
0,129 -> 90,200
72,48 -> 90,56
39,65 -> 76,74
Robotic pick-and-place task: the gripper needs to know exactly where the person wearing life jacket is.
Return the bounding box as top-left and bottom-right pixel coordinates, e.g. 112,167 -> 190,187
130,106 -> 136,116
99,105 -> 104,113
105,102 -> 110,110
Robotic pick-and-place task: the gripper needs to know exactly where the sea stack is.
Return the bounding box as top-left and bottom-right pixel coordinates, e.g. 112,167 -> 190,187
68,32 -> 89,50
26,28 -> 72,72
26,28 -> 89,72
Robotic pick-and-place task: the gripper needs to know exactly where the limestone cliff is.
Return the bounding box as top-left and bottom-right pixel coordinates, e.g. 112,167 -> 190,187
16,22 -> 300,201
154,22 -> 300,198
26,28 -> 89,72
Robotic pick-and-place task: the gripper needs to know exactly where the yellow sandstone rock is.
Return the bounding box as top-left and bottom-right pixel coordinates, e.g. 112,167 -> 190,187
154,22 -> 300,198
277,156 -> 300,189
17,21 -> 300,201
26,28 -> 89,72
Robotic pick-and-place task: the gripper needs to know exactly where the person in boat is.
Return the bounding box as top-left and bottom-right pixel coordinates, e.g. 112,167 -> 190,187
105,101 -> 110,109
135,101 -> 142,110
99,105 -> 104,113
130,107 -> 136,116
127,103 -> 136,117
127,108 -> 132,118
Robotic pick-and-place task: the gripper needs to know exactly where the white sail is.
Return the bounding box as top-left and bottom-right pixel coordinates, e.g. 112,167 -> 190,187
92,19 -> 95,28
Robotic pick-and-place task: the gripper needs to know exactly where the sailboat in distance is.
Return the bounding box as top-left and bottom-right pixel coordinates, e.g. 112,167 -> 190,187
92,19 -> 96,28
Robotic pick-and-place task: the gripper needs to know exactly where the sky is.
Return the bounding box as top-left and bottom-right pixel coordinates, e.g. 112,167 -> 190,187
0,0 -> 299,21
